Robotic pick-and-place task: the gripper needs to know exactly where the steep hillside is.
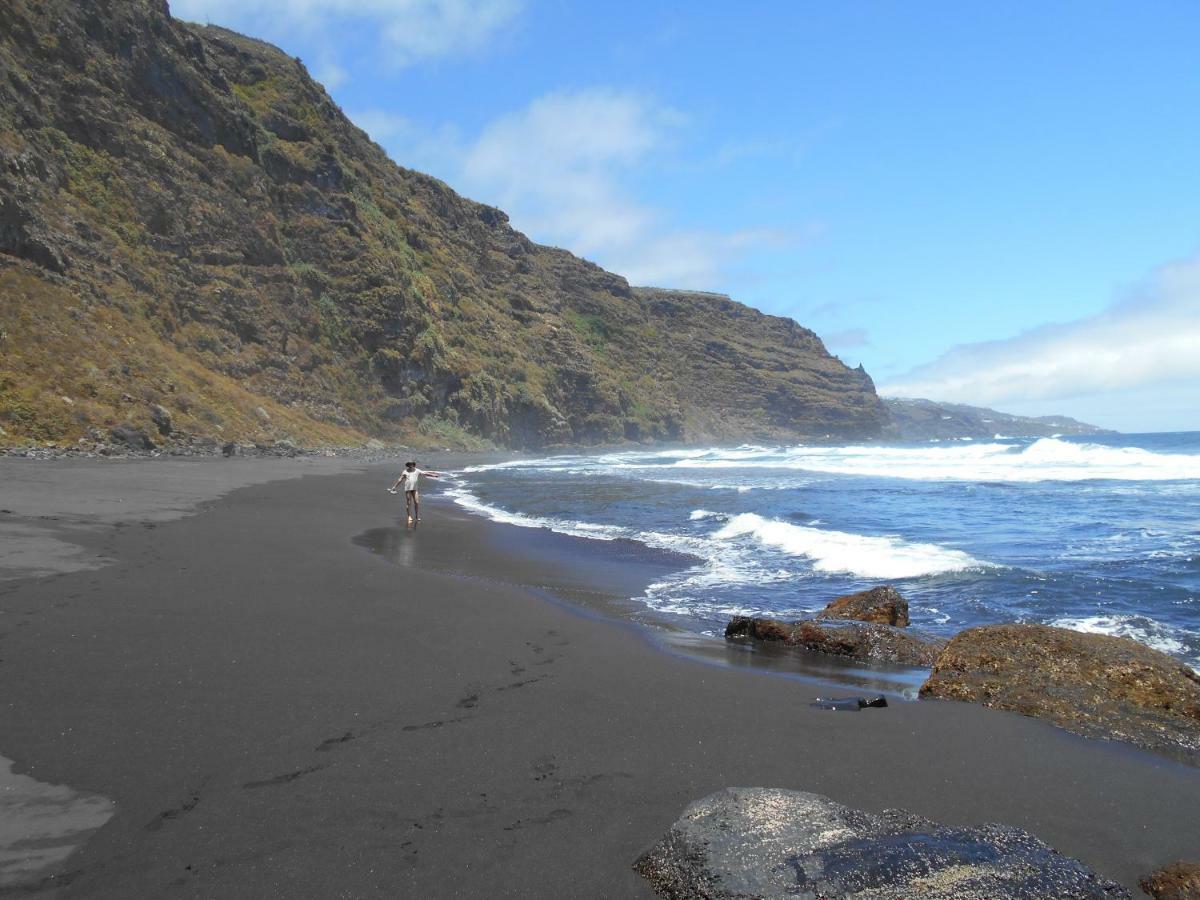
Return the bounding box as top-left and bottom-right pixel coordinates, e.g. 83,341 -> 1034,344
0,0 -> 886,449
883,397 -> 1113,441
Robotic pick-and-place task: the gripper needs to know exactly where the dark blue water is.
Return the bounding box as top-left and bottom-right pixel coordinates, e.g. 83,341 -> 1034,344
446,433 -> 1200,669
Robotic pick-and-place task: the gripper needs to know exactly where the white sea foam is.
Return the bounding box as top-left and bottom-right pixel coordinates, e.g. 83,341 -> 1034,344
442,484 -> 624,541
1051,614 -> 1191,658
711,513 -> 987,579
461,439 -> 1200,484
449,479 -> 988,582
654,438 -> 1200,483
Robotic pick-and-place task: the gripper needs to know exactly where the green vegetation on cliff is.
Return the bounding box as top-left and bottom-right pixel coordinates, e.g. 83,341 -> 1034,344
0,0 -> 886,448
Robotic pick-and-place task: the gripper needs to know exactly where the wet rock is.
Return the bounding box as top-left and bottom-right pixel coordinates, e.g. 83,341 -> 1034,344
920,624 -> 1200,766
820,585 -> 909,626
634,787 -> 1130,899
150,404 -> 173,436
1140,861 -> 1200,899
109,424 -> 156,450
221,441 -> 240,457
726,616 -> 943,667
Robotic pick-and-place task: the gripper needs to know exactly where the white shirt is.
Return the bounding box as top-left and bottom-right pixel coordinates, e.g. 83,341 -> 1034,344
398,468 -> 424,491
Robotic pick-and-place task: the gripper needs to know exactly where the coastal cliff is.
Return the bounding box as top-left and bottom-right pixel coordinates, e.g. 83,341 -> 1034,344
0,0 -> 885,450
883,397 -> 1112,440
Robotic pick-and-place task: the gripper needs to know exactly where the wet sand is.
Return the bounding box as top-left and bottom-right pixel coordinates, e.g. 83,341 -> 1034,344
1,459 -> 1198,897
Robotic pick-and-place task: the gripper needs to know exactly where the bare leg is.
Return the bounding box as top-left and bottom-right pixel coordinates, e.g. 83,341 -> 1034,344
405,491 -> 415,523
412,491 -> 420,521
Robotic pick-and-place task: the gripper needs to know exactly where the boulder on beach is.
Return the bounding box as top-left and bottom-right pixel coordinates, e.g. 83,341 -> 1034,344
634,787 -> 1130,899
1140,861 -> 1200,900
726,616 -> 943,667
819,585 -> 909,626
920,624 -> 1200,766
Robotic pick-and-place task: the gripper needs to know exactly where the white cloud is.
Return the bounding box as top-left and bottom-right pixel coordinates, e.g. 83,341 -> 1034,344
823,327 -> 871,349
459,89 -> 674,257
170,0 -> 522,68
358,88 -> 781,289
881,252 -> 1200,414
347,109 -> 464,180
313,54 -> 348,89
352,88 -> 799,289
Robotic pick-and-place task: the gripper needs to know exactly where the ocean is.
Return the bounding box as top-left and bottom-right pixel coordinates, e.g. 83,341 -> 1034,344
444,433 -> 1200,670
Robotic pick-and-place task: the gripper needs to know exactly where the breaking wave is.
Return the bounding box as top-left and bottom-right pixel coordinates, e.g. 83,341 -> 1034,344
711,513 -> 989,579
653,438 -> 1200,483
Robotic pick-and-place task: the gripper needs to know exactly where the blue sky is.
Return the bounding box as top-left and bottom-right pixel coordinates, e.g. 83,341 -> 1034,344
171,0 -> 1200,431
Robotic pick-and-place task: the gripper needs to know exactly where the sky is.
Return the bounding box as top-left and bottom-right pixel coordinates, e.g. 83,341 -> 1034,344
169,0 -> 1200,432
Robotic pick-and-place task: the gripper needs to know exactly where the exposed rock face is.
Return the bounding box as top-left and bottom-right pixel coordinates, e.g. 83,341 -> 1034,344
634,787 -> 1130,899
883,397 -> 1113,440
726,616 -> 943,667
0,0 -> 887,450
920,624 -> 1200,766
1140,861 -> 1200,900
820,585 -> 909,626
109,424 -> 155,450
150,403 -> 173,436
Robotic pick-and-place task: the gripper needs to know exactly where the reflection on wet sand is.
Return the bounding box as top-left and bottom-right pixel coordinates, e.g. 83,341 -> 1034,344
354,524 -> 418,567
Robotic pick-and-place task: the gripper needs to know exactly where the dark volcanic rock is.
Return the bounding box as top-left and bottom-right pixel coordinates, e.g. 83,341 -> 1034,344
1141,861 -> 1200,900
726,616 -> 943,667
634,787 -> 1130,899
109,424 -> 156,450
150,404 -> 173,436
820,585 -> 909,626
920,624 -> 1200,766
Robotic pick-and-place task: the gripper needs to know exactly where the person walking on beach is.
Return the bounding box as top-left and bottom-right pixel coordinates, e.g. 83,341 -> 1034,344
389,461 -> 441,524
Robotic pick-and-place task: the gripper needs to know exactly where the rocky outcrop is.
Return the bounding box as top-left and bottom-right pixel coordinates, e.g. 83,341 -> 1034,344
634,787 -> 1130,899
109,424 -> 156,450
819,585 -> 909,626
1140,862 -> 1200,900
149,404 -> 173,436
725,616 -> 943,667
920,624 -> 1200,766
0,0 -> 887,450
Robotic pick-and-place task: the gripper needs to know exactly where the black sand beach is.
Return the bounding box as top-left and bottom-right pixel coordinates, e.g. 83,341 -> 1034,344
2,459 -> 1199,898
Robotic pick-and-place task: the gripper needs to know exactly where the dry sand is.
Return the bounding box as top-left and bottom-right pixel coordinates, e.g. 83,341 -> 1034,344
1,458 -> 1198,898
